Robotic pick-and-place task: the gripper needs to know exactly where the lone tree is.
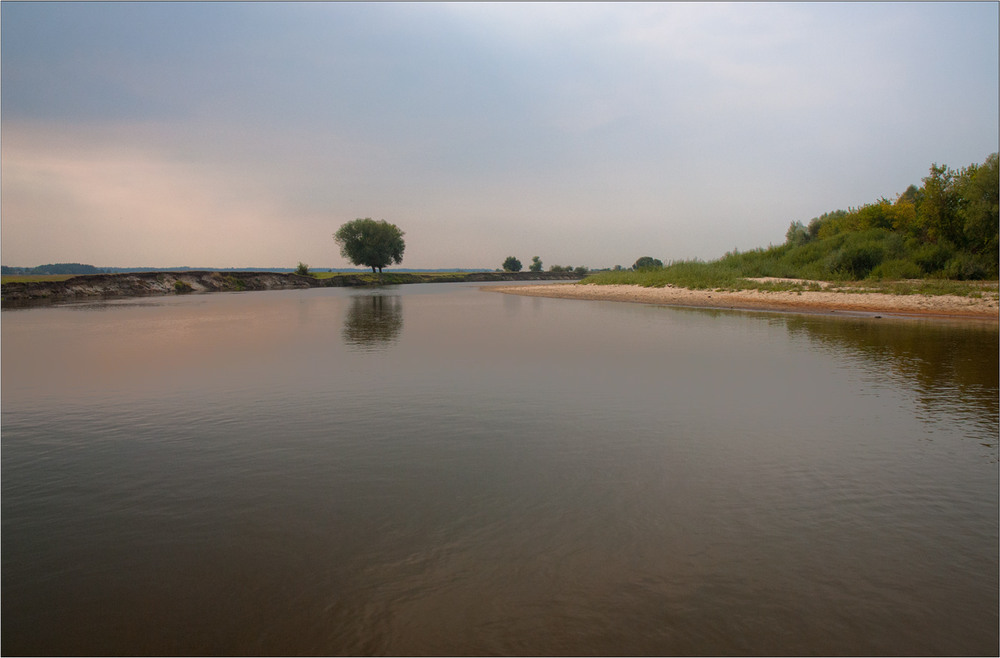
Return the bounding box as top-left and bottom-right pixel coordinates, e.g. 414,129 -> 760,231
502,256 -> 522,272
334,218 -> 405,273
633,256 -> 664,270
529,256 -> 543,272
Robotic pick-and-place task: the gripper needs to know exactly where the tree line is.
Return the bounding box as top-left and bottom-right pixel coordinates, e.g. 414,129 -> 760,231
2,263 -> 107,275
588,154 -> 998,284
500,256 -> 590,275
780,153 -> 998,279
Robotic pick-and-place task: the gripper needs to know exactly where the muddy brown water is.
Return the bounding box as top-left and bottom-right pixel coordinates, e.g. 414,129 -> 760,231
3,282 -> 997,655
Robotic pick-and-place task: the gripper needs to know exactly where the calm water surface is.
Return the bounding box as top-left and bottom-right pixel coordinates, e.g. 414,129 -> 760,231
3,283 -> 998,655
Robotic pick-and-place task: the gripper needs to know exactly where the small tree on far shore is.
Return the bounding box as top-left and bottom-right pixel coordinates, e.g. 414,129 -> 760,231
295,262 -> 310,276
503,256 -> 522,272
529,256 -> 542,272
633,256 -> 663,270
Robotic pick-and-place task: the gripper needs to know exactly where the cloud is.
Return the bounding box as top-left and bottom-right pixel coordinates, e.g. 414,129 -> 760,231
2,2 -> 996,269
3,122 -> 278,265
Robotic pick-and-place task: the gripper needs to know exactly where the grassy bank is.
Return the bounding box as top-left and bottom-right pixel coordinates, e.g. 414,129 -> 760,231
0,271 -> 475,285
583,263 -> 998,299
2,270 -> 583,305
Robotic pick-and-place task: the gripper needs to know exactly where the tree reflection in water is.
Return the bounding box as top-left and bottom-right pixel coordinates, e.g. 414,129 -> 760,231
781,314 -> 998,442
342,293 -> 403,350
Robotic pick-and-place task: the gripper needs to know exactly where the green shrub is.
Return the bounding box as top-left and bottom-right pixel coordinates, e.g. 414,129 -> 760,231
881,232 -> 907,260
943,253 -> 991,280
295,262 -> 310,276
826,244 -> 885,279
912,243 -> 954,274
224,275 -> 246,291
869,259 -> 923,280
782,241 -> 826,268
174,280 -> 193,293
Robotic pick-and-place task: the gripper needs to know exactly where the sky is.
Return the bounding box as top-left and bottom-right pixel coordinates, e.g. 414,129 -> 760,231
2,2 -> 998,270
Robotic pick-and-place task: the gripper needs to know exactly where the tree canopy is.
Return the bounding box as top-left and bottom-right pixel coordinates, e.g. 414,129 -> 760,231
334,218 -> 405,273
529,256 -> 543,272
633,256 -> 664,270
502,256 -> 522,272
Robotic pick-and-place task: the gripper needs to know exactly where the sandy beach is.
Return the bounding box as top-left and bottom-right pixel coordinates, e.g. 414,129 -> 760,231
490,282 -> 1000,321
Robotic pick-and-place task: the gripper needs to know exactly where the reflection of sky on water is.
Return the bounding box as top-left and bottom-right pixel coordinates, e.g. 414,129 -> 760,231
2,284 -> 998,656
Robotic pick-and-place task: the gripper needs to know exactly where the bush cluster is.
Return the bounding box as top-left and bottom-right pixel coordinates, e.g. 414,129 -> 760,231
779,154 -> 998,280
592,154 -> 997,288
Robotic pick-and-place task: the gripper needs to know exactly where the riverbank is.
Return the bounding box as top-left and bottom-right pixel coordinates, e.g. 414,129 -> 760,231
1,270 -> 581,306
490,282 -> 999,321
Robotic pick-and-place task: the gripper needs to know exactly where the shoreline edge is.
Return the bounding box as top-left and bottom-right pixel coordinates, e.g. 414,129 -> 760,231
488,283 -> 999,322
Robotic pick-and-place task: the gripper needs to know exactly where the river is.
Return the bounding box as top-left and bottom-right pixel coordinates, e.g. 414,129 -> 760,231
3,282 -> 997,655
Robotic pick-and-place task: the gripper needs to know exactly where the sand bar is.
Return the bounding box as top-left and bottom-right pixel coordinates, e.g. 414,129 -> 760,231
490,283 -> 999,321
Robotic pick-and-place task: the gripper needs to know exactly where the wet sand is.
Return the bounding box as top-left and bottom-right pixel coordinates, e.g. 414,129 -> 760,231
490,282 -> 999,321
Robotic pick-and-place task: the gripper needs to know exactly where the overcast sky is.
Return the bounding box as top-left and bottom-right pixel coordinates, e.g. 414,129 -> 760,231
2,2 -> 997,269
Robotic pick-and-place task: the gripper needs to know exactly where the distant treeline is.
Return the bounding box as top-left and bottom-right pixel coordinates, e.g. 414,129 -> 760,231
2,263 -> 108,275
0,264 -> 275,275
1,265 -> 491,276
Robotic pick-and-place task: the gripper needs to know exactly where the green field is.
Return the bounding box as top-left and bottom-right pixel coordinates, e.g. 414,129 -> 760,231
1,274 -> 79,284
